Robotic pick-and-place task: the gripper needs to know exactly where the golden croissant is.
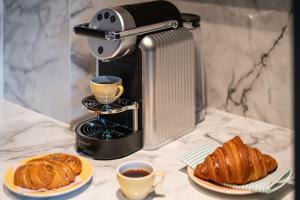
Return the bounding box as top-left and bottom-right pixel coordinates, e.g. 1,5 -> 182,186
14,154 -> 82,190
194,136 -> 277,185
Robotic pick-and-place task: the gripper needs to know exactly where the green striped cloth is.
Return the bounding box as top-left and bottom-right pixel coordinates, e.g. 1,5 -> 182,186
178,143 -> 292,193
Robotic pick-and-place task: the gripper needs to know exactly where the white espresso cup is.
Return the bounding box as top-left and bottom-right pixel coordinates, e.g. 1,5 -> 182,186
116,160 -> 165,200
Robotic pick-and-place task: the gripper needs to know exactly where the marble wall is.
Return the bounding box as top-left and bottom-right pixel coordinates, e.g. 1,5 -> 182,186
3,0 -> 70,122
170,0 -> 293,128
2,0 -> 293,128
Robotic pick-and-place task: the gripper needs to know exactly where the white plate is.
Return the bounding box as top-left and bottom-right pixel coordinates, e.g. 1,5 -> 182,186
187,166 -> 254,195
4,155 -> 93,198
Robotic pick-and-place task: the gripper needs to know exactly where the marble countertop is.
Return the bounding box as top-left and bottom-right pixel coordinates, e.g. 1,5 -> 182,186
0,100 -> 294,200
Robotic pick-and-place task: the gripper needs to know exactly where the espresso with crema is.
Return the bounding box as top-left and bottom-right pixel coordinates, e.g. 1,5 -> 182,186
122,169 -> 150,178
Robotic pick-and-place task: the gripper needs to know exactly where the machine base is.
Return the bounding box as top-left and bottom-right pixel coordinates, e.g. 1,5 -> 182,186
75,118 -> 143,160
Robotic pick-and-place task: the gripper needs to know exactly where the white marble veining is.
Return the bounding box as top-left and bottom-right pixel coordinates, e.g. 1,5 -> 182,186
170,0 -> 293,129
0,100 -> 294,200
3,0 -> 70,122
70,0 -> 293,128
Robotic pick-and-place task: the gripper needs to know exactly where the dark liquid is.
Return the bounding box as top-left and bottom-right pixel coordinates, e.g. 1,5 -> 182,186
122,169 -> 151,178
95,81 -> 114,84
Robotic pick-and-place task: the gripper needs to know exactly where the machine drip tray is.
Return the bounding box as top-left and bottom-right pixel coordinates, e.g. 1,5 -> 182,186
75,117 -> 143,160
80,118 -> 133,140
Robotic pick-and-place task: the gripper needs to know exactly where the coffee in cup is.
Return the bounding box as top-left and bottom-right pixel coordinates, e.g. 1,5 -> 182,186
116,160 -> 165,200
90,76 -> 124,104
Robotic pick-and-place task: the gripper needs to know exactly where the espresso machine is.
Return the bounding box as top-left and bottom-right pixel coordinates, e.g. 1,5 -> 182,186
73,1 -> 205,159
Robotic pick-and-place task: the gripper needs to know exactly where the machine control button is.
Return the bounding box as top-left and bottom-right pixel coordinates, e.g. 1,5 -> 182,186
104,12 -> 110,19
97,14 -> 102,21
98,46 -> 104,54
110,15 -> 116,23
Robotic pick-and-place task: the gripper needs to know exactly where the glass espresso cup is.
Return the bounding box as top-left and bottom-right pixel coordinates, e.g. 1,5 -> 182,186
116,160 -> 165,200
90,76 -> 124,105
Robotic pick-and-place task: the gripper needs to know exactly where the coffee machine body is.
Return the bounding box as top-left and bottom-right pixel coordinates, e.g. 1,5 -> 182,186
96,28 -> 197,150
74,1 -> 205,159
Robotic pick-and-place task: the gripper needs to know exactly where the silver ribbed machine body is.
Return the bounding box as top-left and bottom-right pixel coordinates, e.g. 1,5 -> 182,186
140,28 -> 196,149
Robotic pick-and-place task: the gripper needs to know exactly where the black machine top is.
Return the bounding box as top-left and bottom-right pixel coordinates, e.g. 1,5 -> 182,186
122,1 -> 183,27
73,0 -> 201,60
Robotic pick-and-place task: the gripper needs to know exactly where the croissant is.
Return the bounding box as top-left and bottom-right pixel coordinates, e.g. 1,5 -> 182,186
43,153 -> 82,175
194,136 -> 277,185
14,154 -> 82,190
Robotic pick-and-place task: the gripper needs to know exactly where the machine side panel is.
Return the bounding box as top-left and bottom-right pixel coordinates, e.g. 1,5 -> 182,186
139,28 -> 196,150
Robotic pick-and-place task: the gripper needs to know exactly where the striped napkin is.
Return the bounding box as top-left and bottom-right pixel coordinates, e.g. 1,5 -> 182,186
178,143 -> 292,193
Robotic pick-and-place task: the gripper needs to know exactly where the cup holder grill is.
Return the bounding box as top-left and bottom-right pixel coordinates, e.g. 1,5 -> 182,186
78,118 -> 133,140
82,95 -> 138,114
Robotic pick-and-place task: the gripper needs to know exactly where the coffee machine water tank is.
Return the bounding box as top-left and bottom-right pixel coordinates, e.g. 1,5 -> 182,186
181,13 -> 206,123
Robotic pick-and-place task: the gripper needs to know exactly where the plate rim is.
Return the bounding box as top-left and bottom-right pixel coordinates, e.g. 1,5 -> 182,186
4,154 -> 93,198
187,166 -> 254,195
